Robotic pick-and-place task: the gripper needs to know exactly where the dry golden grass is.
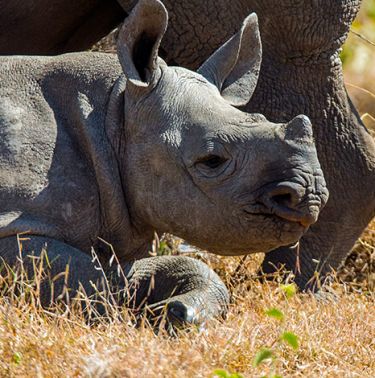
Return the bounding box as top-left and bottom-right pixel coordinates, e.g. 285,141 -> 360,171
0,218 -> 374,378
338,219 -> 375,291
0,243 -> 374,378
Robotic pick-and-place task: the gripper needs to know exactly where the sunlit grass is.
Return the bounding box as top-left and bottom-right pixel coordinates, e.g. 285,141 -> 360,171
0,241 -> 374,377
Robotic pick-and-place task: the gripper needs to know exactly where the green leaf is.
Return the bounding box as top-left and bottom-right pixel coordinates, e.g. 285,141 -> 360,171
212,369 -> 229,378
265,308 -> 284,321
280,284 -> 297,299
253,348 -> 273,367
212,369 -> 244,378
158,241 -> 171,256
280,331 -> 299,350
12,352 -> 22,365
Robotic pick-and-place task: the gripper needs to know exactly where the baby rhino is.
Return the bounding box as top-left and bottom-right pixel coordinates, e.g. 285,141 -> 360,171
0,0 -> 328,326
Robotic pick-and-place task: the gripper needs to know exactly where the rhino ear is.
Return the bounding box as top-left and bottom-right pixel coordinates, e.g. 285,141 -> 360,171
116,0 -> 167,88
197,13 -> 262,107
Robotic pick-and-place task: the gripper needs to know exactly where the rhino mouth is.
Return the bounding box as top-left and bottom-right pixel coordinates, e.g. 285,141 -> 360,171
243,181 -> 323,228
243,202 -> 316,229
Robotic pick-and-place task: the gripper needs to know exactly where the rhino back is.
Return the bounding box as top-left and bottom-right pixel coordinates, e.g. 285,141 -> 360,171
0,53 -> 124,252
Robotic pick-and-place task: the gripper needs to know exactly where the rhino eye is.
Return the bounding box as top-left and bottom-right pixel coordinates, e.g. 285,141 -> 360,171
196,155 -> 227,169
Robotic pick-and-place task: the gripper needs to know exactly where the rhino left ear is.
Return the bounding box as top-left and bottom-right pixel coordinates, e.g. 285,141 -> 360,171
198,13 -> 262,107
116,0 -> 168,88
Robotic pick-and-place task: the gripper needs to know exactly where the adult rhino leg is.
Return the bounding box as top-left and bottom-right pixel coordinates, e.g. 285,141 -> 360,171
256,57 -> 375,291
125,256 -> 229,327
256,51 -> 375,290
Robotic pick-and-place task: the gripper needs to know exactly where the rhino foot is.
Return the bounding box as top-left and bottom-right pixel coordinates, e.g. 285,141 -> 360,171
125,256 -> 229,331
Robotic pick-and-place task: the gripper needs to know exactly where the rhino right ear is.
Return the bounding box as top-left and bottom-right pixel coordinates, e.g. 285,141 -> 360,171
116,0 -> 167,88
198,13 -> 262,107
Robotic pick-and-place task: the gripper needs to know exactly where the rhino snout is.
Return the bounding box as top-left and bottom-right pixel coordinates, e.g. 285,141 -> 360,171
256,181 -> 327,228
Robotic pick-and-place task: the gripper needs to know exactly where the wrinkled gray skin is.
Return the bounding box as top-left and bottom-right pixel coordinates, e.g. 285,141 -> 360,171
1,0 -> 374,290
148,0 -> 375,290
124,0 -> 375,290
0,0 -> 328,325
238,1 -> 375,288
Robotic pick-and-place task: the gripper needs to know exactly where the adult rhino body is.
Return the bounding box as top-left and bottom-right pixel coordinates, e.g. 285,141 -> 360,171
0,0 -> 126,55
1,0 -> 374,290
0,0 -> 327,324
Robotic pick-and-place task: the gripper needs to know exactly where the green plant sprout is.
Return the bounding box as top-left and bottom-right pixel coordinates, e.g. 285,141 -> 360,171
252,283 -> 299,378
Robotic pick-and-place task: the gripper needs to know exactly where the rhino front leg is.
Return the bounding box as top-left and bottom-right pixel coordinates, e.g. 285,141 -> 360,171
125,256 -> 229,327
0,235 -> 114,307
0,237 -> 229,326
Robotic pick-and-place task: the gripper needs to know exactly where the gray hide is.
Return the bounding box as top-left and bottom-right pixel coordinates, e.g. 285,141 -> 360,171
0,0 -> 328,325
127,0 -> 375,290
130,0 -> 375,289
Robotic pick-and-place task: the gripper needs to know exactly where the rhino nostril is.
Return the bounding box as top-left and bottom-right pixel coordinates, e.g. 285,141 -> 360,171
271,193 -> 294,208
260,183 -> 319,227
267,185 -> 301,209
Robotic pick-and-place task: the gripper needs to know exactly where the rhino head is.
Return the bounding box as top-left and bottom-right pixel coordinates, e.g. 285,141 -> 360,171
116,0 -> 329,255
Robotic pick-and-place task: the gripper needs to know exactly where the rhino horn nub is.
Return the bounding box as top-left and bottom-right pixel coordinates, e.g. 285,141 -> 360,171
284,115 -> 314,144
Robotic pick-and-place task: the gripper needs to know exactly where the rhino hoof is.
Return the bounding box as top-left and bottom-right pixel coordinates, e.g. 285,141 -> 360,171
167,300 -> 196,326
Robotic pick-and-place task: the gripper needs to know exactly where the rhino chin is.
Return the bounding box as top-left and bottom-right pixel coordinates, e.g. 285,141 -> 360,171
203,230 -> 304,256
